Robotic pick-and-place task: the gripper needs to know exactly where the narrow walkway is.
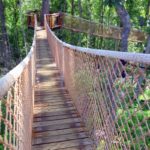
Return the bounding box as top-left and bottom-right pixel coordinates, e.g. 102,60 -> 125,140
32,29 -> 93,150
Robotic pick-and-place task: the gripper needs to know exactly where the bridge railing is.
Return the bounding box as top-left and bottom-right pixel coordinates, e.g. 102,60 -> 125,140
45,15 -> 150,150
0,16 -> 36,150
45,13 -> 147,42
62,13 -> 147,42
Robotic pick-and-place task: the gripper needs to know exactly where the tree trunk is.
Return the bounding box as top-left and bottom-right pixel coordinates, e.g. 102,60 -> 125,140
145,0 -> 150,54
77,0 -> 82,46
86,0 -> 95,48
78,0 -> 82,17
0,31 -> 3,66
134,1 -> 150,100
71,0 -> 74,15
0,0 -> 12,69
60,0 -> 66,12
41,0 -> 50,26
115,3 -> 131,52
99,0 -> 104,49
146,0 -> 150,21
145,36 -> 150,54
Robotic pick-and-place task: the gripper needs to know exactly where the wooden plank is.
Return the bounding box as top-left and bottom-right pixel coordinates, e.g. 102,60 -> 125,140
35,93 -> 68,98
32,29 -> 93,149
34,107 -> 75,113
34,102 -> 74,109
34,100 -> 72,105
35,91 -> 69,96
33,118 -> 81,128
35,89 -> 70,94
34,113 -> 79,122
34,106 -> 77,115
33,122 -> 84,133
58,146 -> 93,150
34,107 -> 76,114
34,101 -> 73,106
32,138 -> 93,150
34,110 -> 78,118
32,132 -> 89,145
35,88 -> 68,92
33,127 -> 86,138
35,94 -> 69,99
35,101 -> 74,109
59,146 -> 93,150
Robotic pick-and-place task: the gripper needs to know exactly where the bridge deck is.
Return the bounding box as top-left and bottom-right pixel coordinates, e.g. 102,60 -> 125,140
32,29 -> 93,150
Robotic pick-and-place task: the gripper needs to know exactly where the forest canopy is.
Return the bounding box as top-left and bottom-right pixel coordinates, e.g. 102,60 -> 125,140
0,0 -> 150,74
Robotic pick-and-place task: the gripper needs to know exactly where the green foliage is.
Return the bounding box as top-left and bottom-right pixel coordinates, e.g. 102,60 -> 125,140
114,72 -> 150,149
139,89 -> 150,101
0,0 -> 40,68
53,0 -> 148,52
128,42 -> 145,53
1,0 -> 148,62
117,106 -> 150,149
0,99 -> 6,149
145,27 -> 150,34
104,0 -> 122,7
1,0 -> 149,62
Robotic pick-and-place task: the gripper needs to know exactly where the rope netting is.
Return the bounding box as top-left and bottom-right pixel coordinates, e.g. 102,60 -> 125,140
45,16 -> 150,150
0,16 -> 36,150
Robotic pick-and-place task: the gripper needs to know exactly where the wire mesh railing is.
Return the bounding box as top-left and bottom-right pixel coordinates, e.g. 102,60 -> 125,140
0,16 -> 36,150
45,15 -> 150,150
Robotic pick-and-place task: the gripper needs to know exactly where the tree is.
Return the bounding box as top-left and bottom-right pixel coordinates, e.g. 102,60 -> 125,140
105,0 -> 131,52
78,0 -> 82,17
145,0 -> 150,54
146,36 -> 150,54
41,0 -> 50,25
71,0 -> 75,15
146,0 -> 150,21
0,0 -> 12,69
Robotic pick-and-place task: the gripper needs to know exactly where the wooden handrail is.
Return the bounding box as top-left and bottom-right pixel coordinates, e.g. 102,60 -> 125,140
62,13 -> 147,42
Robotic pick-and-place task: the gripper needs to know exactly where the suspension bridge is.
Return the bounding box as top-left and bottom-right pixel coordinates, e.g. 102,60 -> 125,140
0,14 -> 150,150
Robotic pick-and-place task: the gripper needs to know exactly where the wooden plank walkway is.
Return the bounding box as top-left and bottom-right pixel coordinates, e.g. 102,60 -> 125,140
32,28 -> 93,150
